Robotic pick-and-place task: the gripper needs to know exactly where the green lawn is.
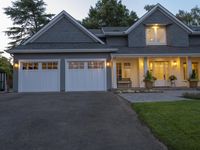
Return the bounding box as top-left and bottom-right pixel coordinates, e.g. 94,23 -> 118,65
132,100 -> 200,150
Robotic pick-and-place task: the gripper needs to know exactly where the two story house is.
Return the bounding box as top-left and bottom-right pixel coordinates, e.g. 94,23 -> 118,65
9,4 -> 200,92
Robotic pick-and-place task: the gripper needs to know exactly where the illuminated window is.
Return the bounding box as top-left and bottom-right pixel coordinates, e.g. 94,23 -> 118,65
146,25 -> 166,45
88,61 -> 104,69
42,62 -> 58,70
22,62 -> 38,70
183,62 -> 198,79
69,62 -> 84,69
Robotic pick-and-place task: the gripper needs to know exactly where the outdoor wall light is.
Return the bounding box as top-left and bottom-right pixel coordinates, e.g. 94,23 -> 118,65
14,63 -> 19,68
106,62 -> 111,67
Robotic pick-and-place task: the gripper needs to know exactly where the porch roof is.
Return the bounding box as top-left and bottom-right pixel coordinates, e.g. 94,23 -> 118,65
112,46 -> 200,57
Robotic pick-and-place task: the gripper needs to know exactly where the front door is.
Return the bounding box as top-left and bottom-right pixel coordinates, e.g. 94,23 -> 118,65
151,61 -> 169,87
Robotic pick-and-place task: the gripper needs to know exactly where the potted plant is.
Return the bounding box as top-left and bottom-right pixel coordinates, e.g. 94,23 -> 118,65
143,70 -> 157,89
188,70 -> 199,88
169,75 -> 177,87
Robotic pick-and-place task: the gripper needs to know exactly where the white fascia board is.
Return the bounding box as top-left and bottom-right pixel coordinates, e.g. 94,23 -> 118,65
111,53 -> 200,58
8,48 -> 118,54
23,11 -> 105,45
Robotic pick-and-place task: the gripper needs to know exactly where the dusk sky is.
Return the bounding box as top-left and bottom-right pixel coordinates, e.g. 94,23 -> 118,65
0,0 -> 200,58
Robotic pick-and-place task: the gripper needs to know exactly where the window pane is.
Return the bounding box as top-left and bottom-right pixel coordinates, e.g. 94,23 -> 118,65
48,62 -> 53,69
88,61 -> 104,69
34,63 -> 38,70
28,63 -> 33,70
146,28 -> 155,43
53,62 -> 58,69
69,62 -> 84,69
157,28 -> 166,44
42,63 -> 47,69
22,63 -> 28,70
124,63 -> 131,69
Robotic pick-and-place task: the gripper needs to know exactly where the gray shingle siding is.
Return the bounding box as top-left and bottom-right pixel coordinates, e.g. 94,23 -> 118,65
34,16 -> 96,43
189,35 -> 200,46
106,36 -> 128,47
128,9 -> 189,47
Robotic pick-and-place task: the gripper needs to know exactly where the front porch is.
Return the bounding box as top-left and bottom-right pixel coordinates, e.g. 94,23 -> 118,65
111,56 -> 200,89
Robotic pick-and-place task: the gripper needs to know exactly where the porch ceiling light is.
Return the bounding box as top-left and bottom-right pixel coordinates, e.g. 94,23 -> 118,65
172,61 -> 177,67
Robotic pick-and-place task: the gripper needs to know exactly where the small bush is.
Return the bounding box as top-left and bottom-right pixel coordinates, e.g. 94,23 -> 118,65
183,92 -> 200,100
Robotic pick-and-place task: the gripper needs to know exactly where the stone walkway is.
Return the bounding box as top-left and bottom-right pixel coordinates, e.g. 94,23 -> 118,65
120,90 -> 200,103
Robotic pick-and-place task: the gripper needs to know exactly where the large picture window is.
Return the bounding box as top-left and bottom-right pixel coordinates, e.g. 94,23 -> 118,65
146,26 -> 166,45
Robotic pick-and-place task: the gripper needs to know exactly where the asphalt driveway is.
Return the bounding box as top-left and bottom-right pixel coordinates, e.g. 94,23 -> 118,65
0,92 -> 166,150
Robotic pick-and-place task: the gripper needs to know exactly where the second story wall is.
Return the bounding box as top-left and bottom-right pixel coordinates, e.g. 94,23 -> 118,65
106,36 -> 128,47
128,9 -> 189,47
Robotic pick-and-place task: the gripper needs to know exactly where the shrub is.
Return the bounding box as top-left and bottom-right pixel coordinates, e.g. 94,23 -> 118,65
183,92 -> 200,100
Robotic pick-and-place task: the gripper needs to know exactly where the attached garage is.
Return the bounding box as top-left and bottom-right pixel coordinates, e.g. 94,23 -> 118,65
65,59 -> 107,91
18,60 -> 60,92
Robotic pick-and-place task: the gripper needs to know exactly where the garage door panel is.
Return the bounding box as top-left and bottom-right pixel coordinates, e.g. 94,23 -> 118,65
19,61 -> 60,92
66,60 -> 106,91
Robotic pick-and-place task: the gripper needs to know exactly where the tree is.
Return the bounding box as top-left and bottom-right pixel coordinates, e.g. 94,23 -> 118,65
176,6 -> 200,26
144,4 -> 156,12
82,0 -> 138,28
4,0 -> 54,50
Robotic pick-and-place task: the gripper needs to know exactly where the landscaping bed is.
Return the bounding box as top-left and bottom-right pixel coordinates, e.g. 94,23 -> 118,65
132,100 -> 200,150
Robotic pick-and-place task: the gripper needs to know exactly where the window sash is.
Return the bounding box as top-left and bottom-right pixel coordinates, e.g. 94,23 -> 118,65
146,27 -> 166,45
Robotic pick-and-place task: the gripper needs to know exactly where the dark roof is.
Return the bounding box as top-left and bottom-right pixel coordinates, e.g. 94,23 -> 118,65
102,27 -> 129,32
14,43 -> 111,50
88,29 -> 103,35
113,46 -> 200,55
189,26 -> 200,32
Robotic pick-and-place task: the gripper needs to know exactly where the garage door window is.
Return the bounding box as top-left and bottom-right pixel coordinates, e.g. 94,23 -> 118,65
88,61 -> 104,69
69,62 -> 84,69
22,62 -> 38,70
42,62 -> 58,70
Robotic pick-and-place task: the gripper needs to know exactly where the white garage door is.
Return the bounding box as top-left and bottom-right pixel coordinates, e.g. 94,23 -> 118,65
65,60 -> 106,91
19,60 -> 60,92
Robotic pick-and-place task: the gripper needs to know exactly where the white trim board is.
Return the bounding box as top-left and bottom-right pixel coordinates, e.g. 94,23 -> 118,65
23,11 -> 104,45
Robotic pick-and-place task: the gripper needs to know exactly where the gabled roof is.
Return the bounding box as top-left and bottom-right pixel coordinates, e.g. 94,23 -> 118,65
23,10 -> 104,45
125,3 -> 194,34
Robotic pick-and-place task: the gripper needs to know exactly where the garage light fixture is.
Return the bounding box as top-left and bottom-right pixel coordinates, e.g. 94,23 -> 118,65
106,62 -> 111,67
14,63 -> 19,68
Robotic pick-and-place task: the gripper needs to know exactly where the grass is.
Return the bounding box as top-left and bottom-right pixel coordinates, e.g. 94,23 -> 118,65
132,100 -> 200,150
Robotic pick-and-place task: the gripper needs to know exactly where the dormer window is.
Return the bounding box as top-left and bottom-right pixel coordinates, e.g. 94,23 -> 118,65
146,25 -> 166,45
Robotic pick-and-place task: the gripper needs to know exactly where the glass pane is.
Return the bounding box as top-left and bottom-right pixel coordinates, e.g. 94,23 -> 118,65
88,61 -> 104,69
53,62 -> 58,69
33,63 -> 38,70
42,63 -> 47,70
28,63 -> 33,70
69,62 -> 84,69
157,28 -> 166,44
48,62 -> 53,69
22,63 -> 28,70
192,62 -> 198,78
146,28 -> 155,43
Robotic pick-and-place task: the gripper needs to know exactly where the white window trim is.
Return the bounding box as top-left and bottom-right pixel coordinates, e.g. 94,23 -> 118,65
145,27 -> 167,46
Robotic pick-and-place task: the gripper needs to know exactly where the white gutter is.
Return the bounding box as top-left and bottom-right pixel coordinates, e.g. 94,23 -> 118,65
8,48 -> 118,54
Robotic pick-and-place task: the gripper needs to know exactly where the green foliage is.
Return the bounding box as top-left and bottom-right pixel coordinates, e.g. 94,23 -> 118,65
132,101 -> 200,150
144,70 -> 157,82
183,92 -> 200,100
0,56 -> 12,76
176,6 -> 200,26
4,0 -> 54,50
169,75 -> 177,81
82,0 -> 138,28
144,4 -> 156,12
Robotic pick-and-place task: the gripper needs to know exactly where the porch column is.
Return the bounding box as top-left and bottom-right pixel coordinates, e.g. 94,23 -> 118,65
144,57 -> 148,75
112,60 -> 117,89
186,57 -> 192,78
